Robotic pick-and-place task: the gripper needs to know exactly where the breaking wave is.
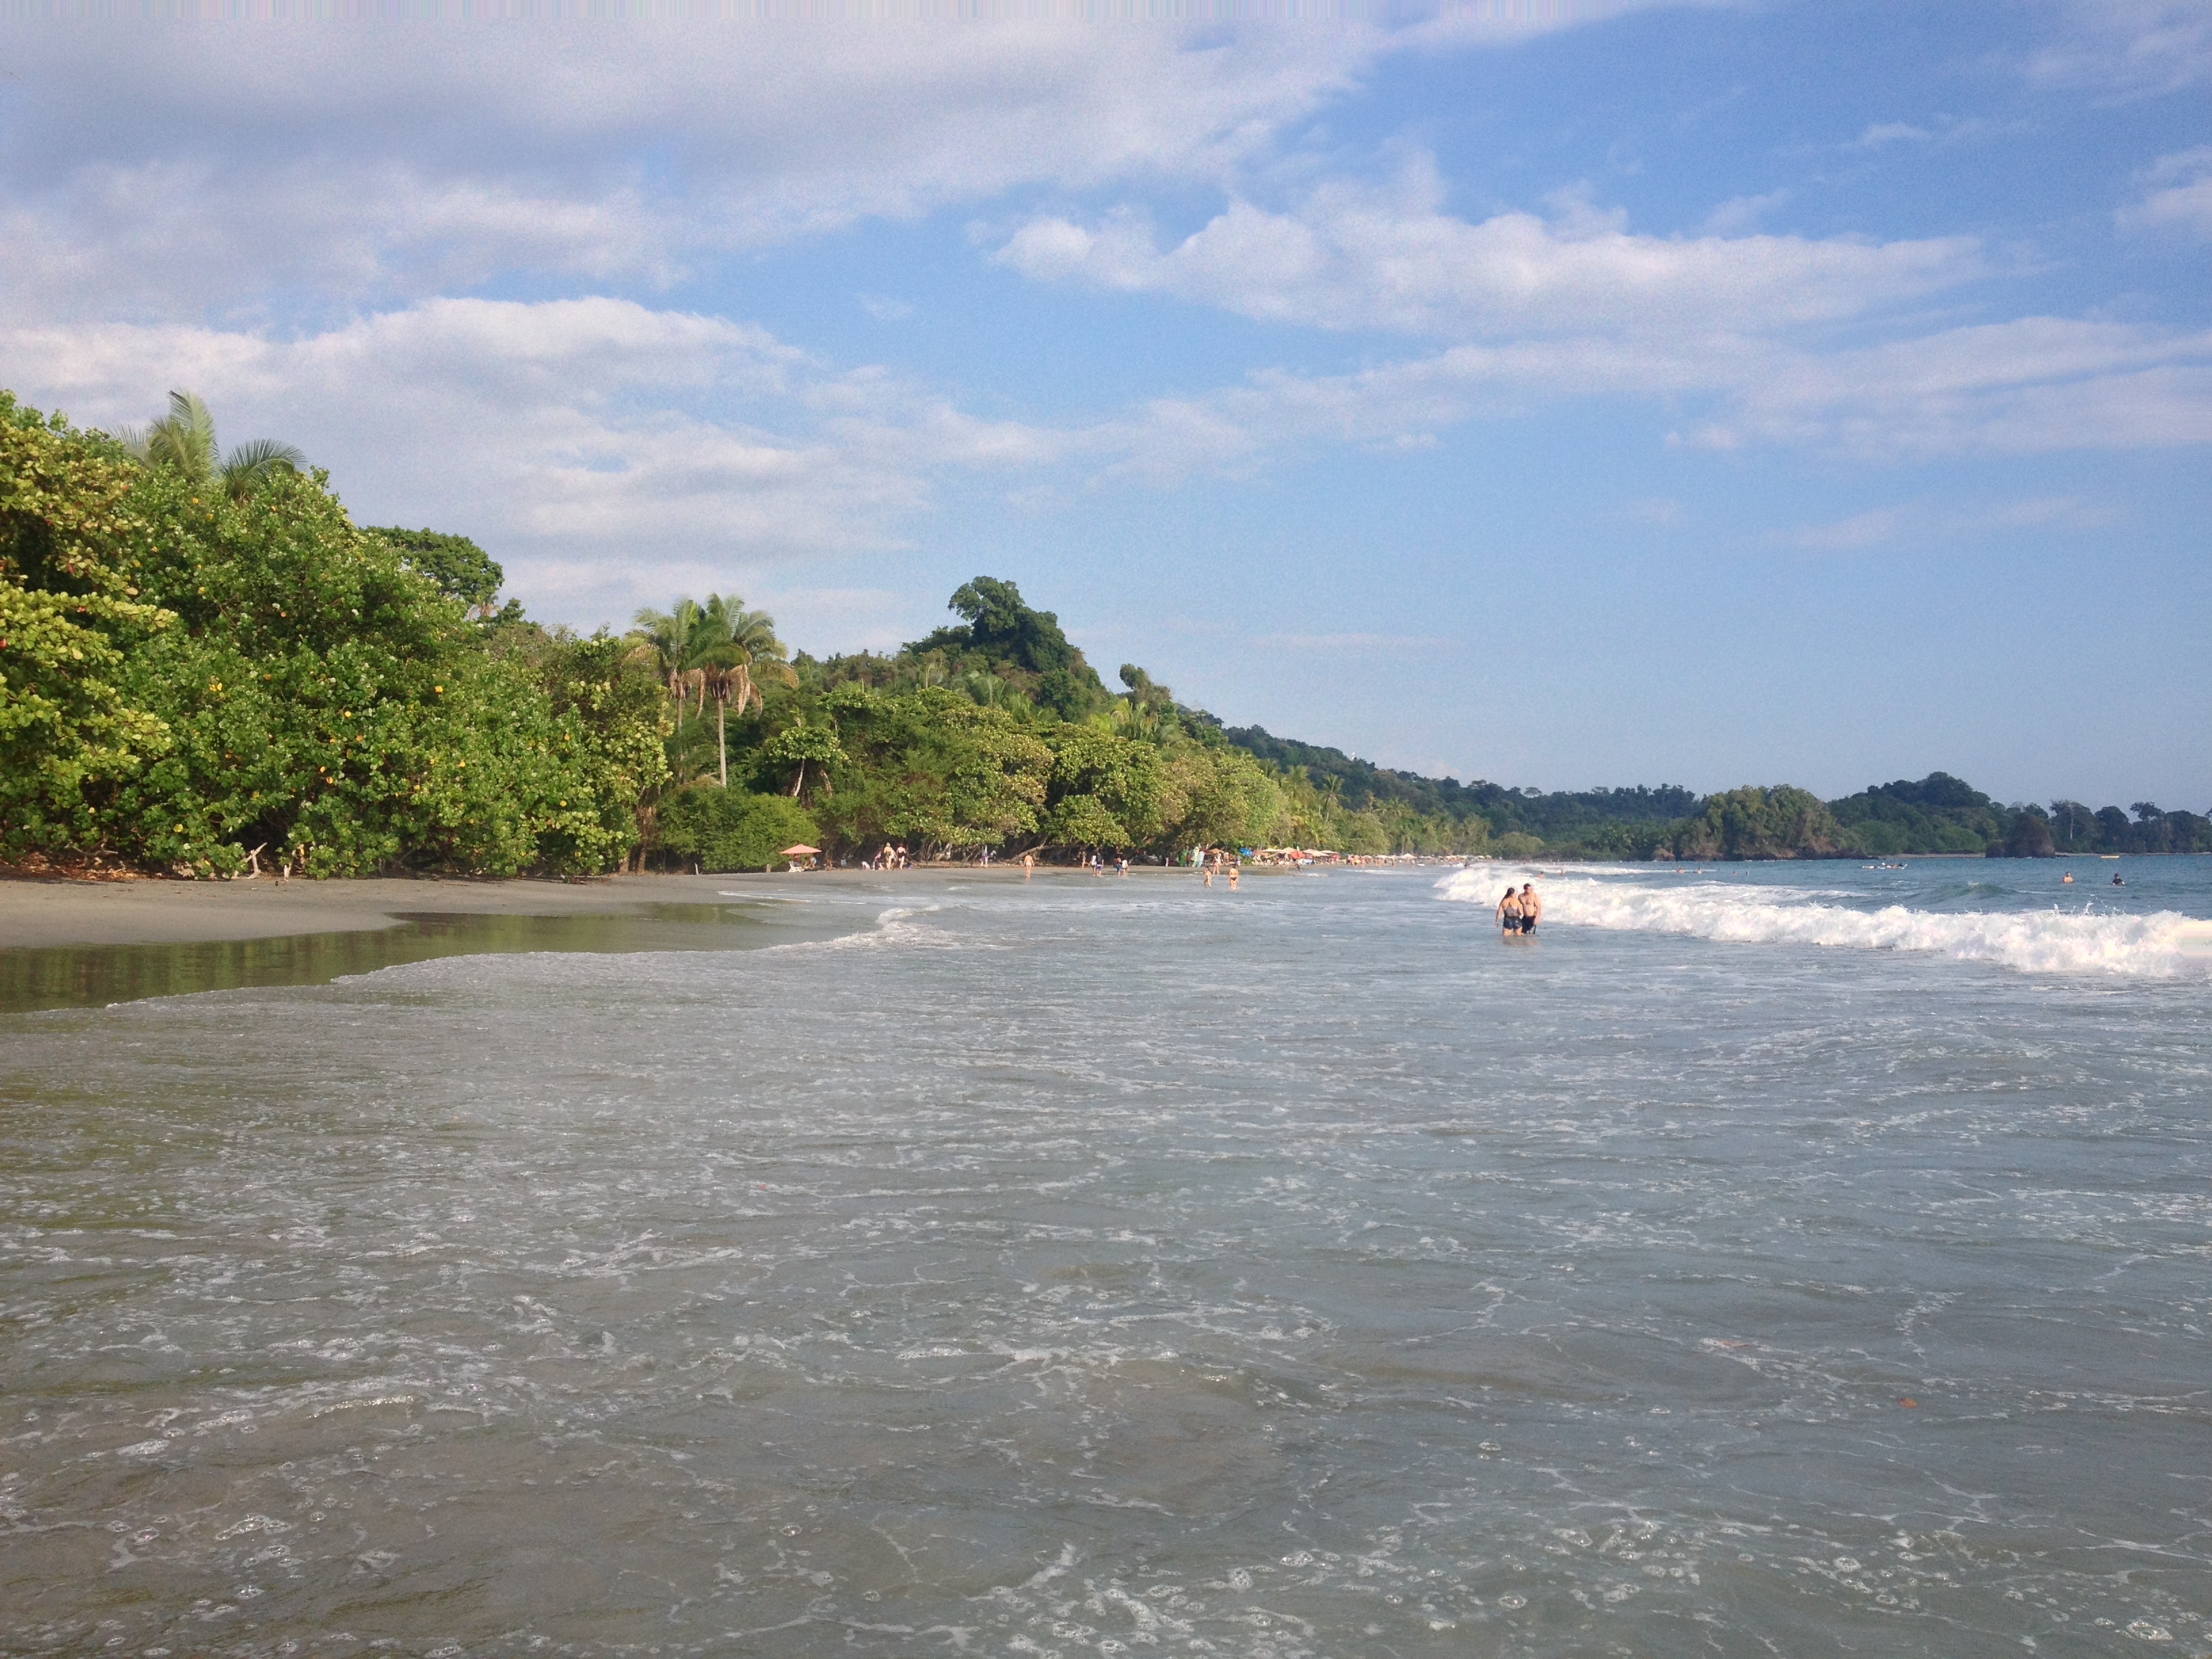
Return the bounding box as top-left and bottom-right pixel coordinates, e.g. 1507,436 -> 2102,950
1437,868 -> 2212,980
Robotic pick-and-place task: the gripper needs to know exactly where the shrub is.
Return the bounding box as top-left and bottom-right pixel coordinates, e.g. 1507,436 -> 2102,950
659,785 -> 819,872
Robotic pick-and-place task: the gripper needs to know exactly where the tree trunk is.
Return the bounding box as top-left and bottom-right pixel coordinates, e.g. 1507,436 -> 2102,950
717,700 -> 728,787
791,760 -> 805,798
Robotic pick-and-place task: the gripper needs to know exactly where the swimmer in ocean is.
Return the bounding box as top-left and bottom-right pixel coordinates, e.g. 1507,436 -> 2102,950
1519,883 -> 1541,935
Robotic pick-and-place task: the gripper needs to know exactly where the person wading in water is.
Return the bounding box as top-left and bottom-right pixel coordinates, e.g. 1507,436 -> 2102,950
1519,883 -> 1542,935
1497,885 -> 1523,939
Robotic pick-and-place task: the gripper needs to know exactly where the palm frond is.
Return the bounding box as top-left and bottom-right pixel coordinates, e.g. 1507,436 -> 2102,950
221,438 -> 306,500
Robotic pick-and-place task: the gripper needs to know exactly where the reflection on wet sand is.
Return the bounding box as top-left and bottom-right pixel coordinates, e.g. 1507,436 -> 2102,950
0,904 -> 817,1013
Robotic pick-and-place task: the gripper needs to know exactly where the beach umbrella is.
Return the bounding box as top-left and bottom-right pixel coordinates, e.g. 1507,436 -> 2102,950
781,844 -> 820,857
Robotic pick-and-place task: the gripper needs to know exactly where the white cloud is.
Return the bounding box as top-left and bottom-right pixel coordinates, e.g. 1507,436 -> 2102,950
1701,188 -> 1790,235
2119,146 -> 2212,238
1781,507 -> 1910,552
1846,115 -> 2015,151
1097,313 -> 2212,474
2024,0 -> 2212,91
0,13 -> 1700,327
1852,121 -> 1934,148
1776,493 -> 2125,552
1720,317 -> 2212,454
1972,494 -> 2125,531
0,298 -> 1075,619
9,290 -> 2197,638
996,163 -> 1984,340
1252,632 -> 1456,651
3,7 -> 2203,628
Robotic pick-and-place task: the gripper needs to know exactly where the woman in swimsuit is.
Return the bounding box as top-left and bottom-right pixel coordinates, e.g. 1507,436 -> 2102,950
1497,886 -> 1523,937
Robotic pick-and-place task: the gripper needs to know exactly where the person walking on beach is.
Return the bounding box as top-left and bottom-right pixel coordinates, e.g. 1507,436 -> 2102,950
1496,885 -> 1522,939
1519,882 -> 1541,935
1021,851 -> 1036,879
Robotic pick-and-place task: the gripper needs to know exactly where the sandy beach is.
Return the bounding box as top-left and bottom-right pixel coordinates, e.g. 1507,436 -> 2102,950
0,872 -> 780,951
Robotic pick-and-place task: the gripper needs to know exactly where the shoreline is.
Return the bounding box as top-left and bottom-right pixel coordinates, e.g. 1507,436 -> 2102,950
0,872 -> 802,951
0,864 -> 1322,951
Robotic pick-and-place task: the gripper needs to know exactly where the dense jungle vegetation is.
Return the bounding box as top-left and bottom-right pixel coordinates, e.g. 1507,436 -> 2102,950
3,390 -> 2203,875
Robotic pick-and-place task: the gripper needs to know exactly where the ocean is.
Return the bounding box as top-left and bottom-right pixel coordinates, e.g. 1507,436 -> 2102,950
3,857 -> 2209,1656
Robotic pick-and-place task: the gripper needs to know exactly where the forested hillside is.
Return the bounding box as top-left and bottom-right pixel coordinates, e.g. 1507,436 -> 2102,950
3,388 -> 2203,875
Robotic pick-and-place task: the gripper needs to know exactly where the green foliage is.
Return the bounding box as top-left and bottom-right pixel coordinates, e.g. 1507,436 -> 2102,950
7,416 -> 2205,878
499,628 -> 674,872
812,688 -> 1053,854
1043,793 -> 1128,850
1999,807 -> 2056,858
759,718 -> 846,798
630,592 -> 796,790
1828,773 -> 2001,855
2065,801 -> 2212,855
0,396 -> 175,857
1157,743 -> 1284,852
1225,722 -> 1695,847
1048,727 -> 1166,846
659,785 -> 819,872
101,462 -> 583,874
0,391 -> 678,876
367,526 -> 505,610
1668,786 -> 1848,861
906,575 -> 1111,718
115,390 -> 305,503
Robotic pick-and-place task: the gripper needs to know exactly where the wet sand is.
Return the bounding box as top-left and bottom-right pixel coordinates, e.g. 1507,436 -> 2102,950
0,874 -> 866,1012
0,872 -> 778,951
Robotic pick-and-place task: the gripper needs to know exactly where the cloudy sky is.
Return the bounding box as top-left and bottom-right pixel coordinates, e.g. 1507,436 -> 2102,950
4,0 -> 2206,806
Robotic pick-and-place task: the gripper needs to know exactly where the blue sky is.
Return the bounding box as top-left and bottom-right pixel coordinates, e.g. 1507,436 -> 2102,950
3,0 -> 2206,806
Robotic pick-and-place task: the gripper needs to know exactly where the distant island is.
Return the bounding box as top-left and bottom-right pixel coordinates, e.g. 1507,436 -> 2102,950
4,388 -> 2205,878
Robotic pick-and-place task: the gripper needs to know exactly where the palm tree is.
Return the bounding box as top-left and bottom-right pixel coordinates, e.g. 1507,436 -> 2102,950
117,390 -> 305,500
695,644 -> 795,787
628,593 -> 797,785
703,596 -> 794,733
629,599 -> 711,716
1112,663 -> 1176,741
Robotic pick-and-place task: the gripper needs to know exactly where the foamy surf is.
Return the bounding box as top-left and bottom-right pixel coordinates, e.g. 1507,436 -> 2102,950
1439,868 -> 2212,979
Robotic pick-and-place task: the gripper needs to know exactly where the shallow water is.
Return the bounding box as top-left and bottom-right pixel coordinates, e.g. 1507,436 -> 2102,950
3,860 -> 2209,1656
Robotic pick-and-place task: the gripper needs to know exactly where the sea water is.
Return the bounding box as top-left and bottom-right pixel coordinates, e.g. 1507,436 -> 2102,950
2,858 -> 2208,1656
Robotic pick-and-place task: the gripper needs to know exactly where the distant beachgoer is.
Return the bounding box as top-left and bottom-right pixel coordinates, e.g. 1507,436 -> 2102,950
1519,883 -> 1541,935
2062,873 -> 2074,884
1227,861 -> 1240,889
2112,872 -> 2125,886
1498,886 -> 1521,937
1204,855 -> 1215,888
1022,852 -> 1036,879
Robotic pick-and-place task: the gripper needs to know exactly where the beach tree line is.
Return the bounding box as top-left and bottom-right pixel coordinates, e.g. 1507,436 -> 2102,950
4,388 -> 2202,875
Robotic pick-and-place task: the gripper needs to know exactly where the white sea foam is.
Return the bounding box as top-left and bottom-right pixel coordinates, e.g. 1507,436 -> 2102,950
1438,869 -> 2212,979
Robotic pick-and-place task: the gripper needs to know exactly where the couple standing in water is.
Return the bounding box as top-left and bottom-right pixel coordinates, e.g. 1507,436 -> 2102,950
1496,882 -> 1541,939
